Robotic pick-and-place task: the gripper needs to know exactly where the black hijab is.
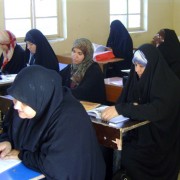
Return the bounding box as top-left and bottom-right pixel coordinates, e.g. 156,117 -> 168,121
116,44 -> 180,179
7,65 -> 63,150
157,29 -> 180,79
106,20 -> 133,62
24,29 -> 59,72
3,65 -> 105,180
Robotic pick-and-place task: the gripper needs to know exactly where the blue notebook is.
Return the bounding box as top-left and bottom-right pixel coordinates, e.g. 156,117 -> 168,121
0,162 -> 43,180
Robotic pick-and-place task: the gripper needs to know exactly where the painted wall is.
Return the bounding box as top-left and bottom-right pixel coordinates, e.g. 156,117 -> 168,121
0,0 -> 178,55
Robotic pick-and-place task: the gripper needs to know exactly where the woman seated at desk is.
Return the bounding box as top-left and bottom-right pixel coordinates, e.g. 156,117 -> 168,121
0,65 -> 105,180
152,28 -> 180,79
101,44 -> 180,180
59,38 -> 106,104
24,29 -> 59,72
105,20 -> 133,78
0,30 -> 26,74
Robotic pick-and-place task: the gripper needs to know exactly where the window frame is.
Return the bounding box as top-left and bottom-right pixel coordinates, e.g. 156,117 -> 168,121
109,0 -> 147,32
2,0 -> 66,42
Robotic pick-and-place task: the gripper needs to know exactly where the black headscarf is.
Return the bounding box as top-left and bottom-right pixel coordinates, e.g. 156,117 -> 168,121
116,44 -> 180,179
24,29 -> 59,72
106,20 -> 133,60
2,65 -> 105,180
106,20 -> 133,77
157,29 -> 180,79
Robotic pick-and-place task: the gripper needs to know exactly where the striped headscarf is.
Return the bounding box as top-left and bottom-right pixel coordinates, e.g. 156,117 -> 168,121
0,30 -> 16,70
70,38 -> 94,87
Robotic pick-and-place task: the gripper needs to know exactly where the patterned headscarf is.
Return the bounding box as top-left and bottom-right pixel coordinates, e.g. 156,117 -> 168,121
70,38 -> 94,87
132,50 -> 148,67
0,30 -> 16,70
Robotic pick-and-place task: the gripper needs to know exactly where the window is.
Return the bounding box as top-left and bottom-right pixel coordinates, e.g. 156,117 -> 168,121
3,0 -> 66,41
109,0 -> 147,32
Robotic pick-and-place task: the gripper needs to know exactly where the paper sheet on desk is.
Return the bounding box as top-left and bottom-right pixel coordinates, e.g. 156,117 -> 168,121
0,159 -> 21,173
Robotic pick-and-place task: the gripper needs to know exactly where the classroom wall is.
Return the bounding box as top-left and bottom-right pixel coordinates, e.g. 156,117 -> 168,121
51,0 -> 176,54
0,0 -> 179,55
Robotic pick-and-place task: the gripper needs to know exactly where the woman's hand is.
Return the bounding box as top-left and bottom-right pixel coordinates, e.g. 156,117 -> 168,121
101,106 -> 119,121
0,141 -> 12,158
3,149 -> 20,160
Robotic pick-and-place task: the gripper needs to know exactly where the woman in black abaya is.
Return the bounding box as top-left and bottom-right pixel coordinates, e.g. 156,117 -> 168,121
0,65 -> 105,180
102,44 -> 180,180
152,28 -> 180,79
24,29 -> 59,72
106,20 -> 133,77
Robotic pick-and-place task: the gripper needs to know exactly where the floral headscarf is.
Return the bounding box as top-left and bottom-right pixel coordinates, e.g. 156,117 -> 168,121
0,30 -> 16,70
70,38 -> 94,87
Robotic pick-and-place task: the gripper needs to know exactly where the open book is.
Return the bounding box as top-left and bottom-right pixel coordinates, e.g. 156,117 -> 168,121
87,106 -> 129,126
92,43 -> 115,61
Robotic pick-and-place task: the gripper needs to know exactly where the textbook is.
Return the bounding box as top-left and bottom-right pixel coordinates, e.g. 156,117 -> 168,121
87,106 -> 129,126
92,43 -> 115,61
93,43 -> 108,53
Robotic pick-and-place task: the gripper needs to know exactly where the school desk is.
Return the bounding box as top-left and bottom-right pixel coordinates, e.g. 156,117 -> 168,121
0,96 -> 150,151
56,53 -> 123,73
0,162 -> 44,180
104,77 -> 123,103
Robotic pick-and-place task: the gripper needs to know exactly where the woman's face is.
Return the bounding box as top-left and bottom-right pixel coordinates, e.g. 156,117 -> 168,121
71,48 -> 85,64
0,44 -> 8,51
13,99 -> 36,119
152,30 -> 165,47
134,62 -> 146,78
26,41 -> 36,54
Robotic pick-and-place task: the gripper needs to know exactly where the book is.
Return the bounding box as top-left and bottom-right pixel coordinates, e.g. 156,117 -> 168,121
87,106 -> 129,126
93,43 -> 108,53
92,43 -> 115,61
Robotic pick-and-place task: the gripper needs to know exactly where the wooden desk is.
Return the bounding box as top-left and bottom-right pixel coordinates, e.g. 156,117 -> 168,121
92,117 -> 149,150
0,96 -> 149,151
56,53 -> 123,72
104,77 -> 123,103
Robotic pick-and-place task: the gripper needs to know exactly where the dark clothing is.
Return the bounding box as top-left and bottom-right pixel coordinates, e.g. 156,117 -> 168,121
106,20 -> 133,77
60,62 -> 106,104
0,65 -> 105,180
157,29 -> 180,79
0,44 -> 26,74
115,44 -> 180,180
25,29 -> 59,72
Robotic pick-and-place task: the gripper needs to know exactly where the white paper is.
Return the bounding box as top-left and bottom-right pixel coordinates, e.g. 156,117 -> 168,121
0,159 -> 21,173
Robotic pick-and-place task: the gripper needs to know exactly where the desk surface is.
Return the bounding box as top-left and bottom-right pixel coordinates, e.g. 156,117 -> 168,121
56,53 -> 123,72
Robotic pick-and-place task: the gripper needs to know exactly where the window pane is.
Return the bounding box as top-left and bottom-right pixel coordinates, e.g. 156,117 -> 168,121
110,0 -> 127,14
35,0 -> 57,17
36,18 -> 58,35
5,19 -> 31,38
128,0 -> 140,14
110,15 -> 127,27
4,0 -> 30,18
128,15 -> 140,28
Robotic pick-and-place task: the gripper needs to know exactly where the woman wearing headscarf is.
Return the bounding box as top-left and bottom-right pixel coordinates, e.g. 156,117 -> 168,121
59,38 -> 106,104
101,44 -> 180,180
152,28 -> 180,79
24,29 -> 59,72
0,30 -> 26,74
105,20 -> 134,78
0,65 -> 106,180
